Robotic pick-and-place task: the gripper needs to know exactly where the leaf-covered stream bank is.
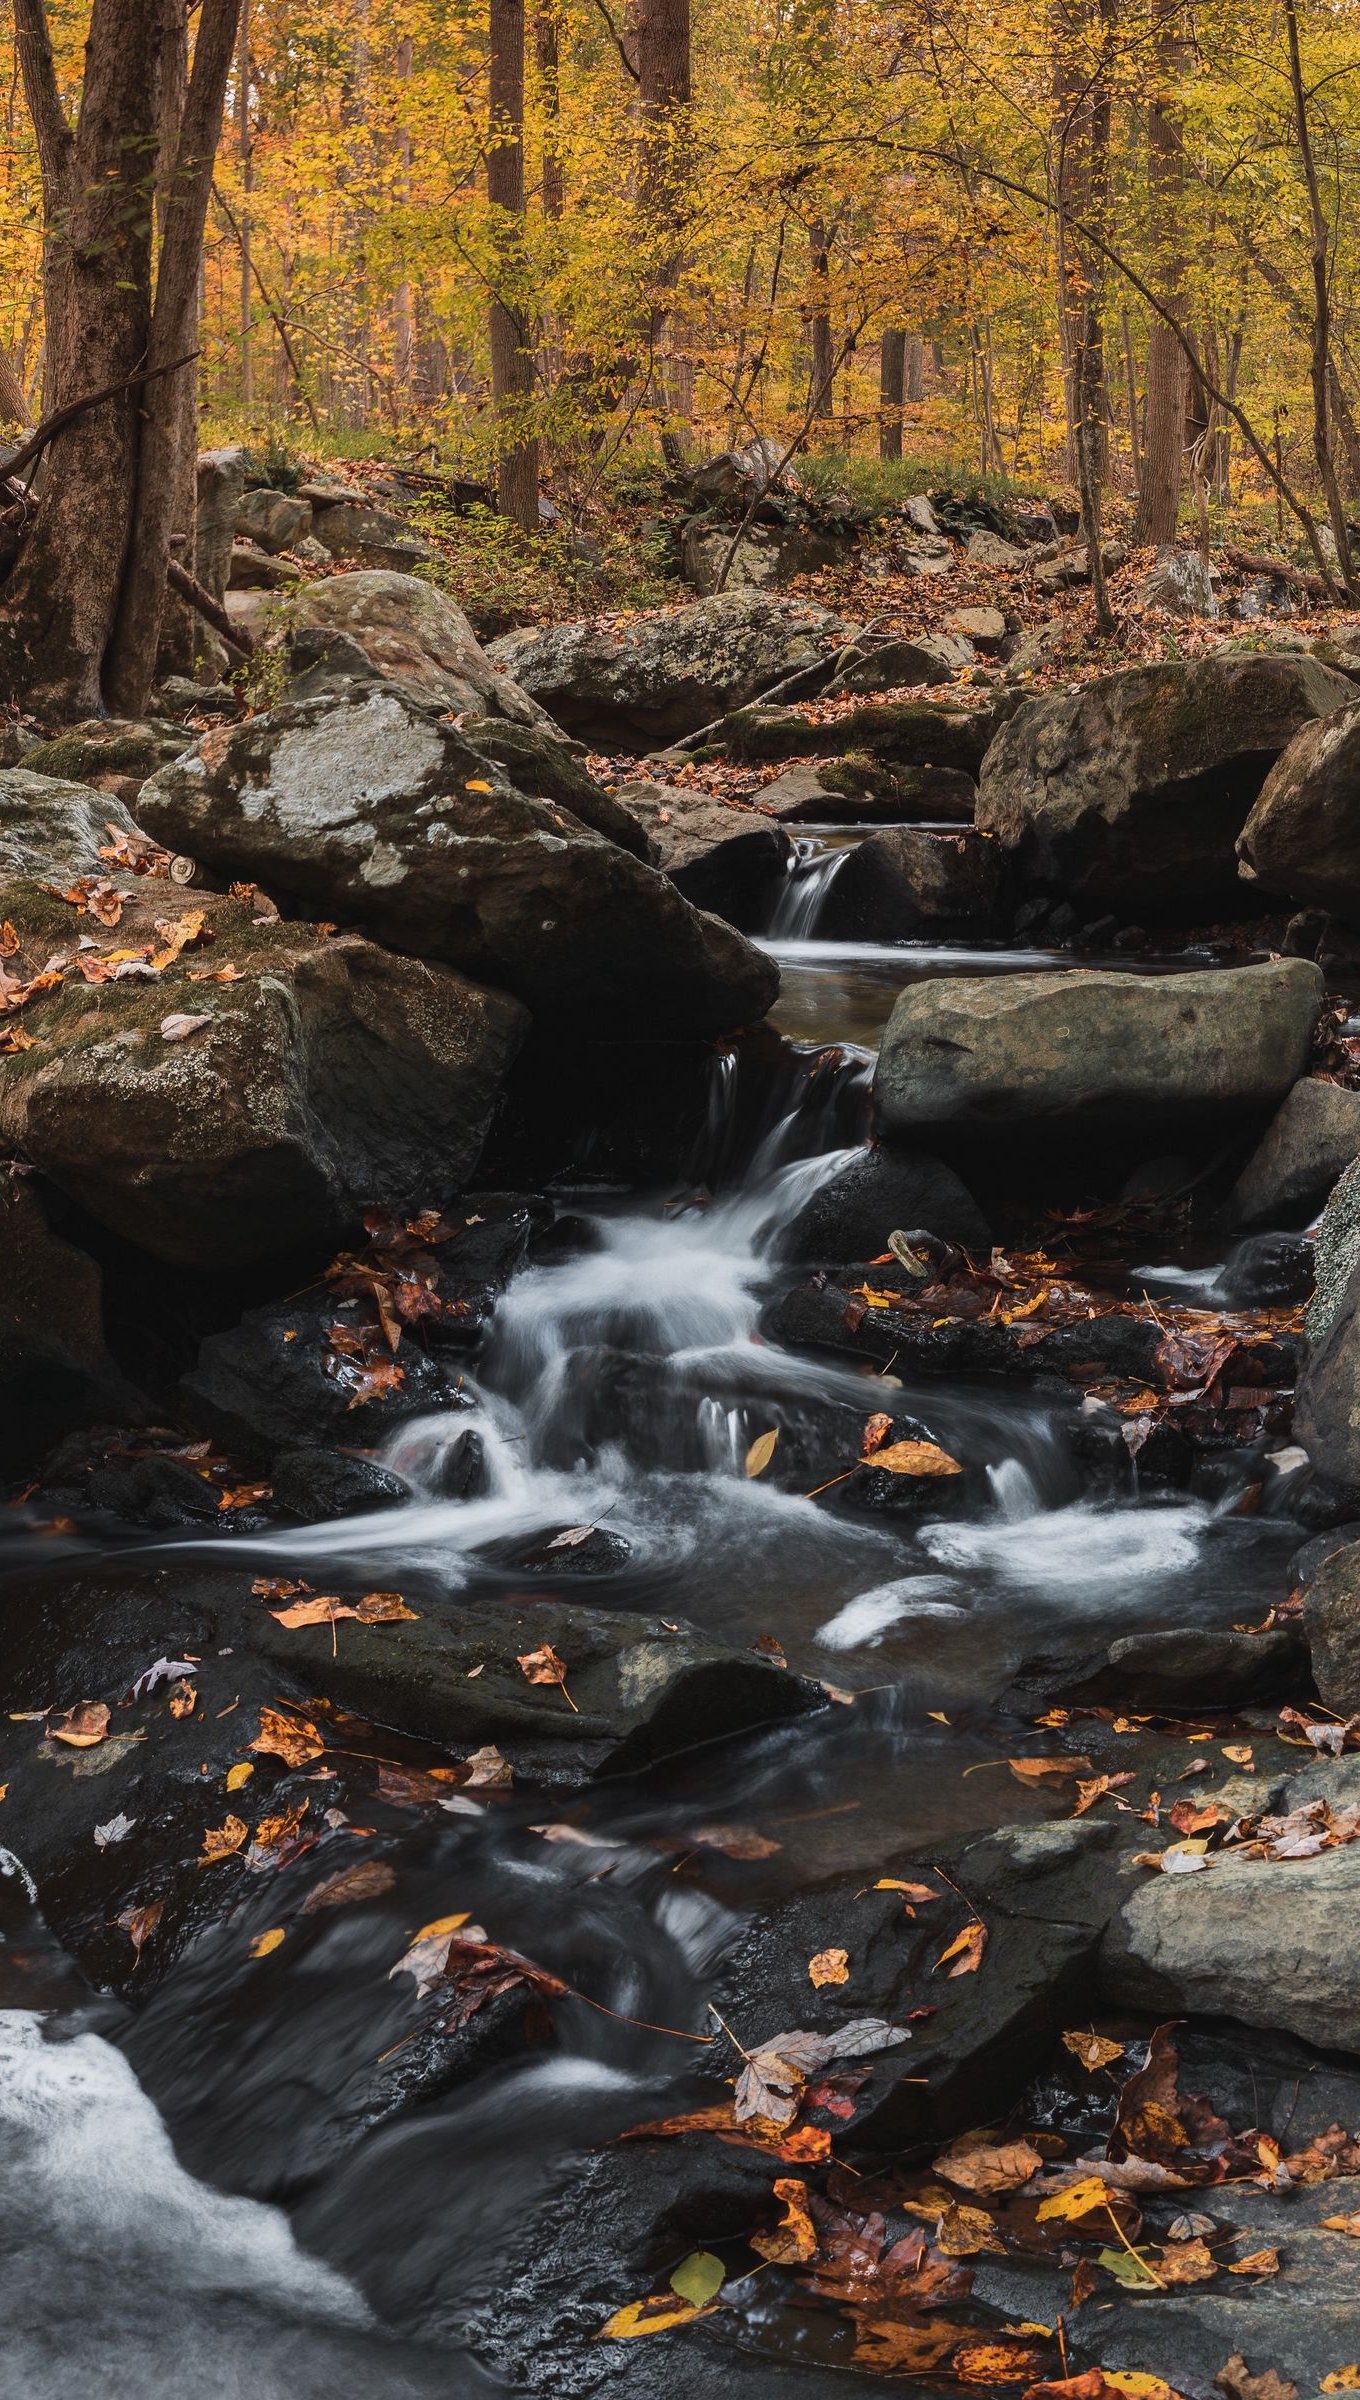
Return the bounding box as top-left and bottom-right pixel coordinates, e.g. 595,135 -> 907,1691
11,560 -> 1360,2400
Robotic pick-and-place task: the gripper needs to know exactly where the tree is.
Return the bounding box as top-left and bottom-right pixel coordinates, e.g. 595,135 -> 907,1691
1,0 -> 239,718
1133,0 -> 1187,543
488,0 -> 539,526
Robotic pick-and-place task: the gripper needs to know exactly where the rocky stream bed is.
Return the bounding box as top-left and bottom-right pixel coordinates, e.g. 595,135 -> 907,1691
10,510 -> 1360,2400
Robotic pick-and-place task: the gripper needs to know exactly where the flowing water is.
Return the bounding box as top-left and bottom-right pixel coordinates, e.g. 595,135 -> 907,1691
0,839 -> 1306,2394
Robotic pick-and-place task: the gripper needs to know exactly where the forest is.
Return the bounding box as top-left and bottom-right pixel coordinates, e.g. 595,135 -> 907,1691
12,4 -> 1360,2400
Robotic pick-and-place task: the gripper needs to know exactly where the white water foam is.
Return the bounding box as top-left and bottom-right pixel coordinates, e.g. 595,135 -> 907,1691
815,1575 -> 967,1650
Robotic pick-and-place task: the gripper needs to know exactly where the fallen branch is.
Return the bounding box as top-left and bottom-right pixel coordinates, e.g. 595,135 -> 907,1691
166,558 -> 254,657
2,352 -> 197,486
1221,545 -> 1332,601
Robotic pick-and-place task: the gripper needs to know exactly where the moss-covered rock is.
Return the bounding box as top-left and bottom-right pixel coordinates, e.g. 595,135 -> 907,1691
22,721 -> 193,805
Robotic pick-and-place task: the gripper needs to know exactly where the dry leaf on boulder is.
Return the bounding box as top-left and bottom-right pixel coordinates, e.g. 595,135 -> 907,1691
47,1700 -> 110,1748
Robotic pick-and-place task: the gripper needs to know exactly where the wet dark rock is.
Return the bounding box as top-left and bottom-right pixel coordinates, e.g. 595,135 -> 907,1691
978,654 -> 1355,915
251,1592 -> 825,1779
1217,1231 -> 1314,1309
491,1525 -> 634,1577
1221,1076 -> 1360,1231
182,1291 -> 470,1465
0,880 -> 527,1272
722,690 -> 1017,772
270,1448 -> 411,1523
1098,1624 -> 1307,1709
874,961 -> 1323,1139
1290,1522 -> 1360,1588
0,1179 -> 148,1473
780,1145 -> 991,1263
815,826 -> 1004,940
764,1278 -> 1027,1378
1302,1541 -> 1360,1712
758,758 -> 978,823
614,779 -> 790,927
1238,695 -> 1360,917
137,686 -> 777,1039
86,1453 -> 226,1529
456,716 -> 652,858
486,593 -> 849,743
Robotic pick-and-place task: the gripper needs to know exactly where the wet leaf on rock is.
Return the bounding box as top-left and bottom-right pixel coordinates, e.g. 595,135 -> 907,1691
936,1920 -> 987,1976
160,1012 -> 212,1042
245,1799 -> 312,1870
516,1644 -> 576,1708
249,1927 -> 286,1958
93,1813 -> 135,1847
867,1438 -> 963,1476
117,1900 -> 162,1959
1007,1755 -> 1094,1786
47,1700 -> 110,1748
354,1591 -> 419,1623
302,1858 -> 398,1913
200,1813 -> 249,1864
750,2176 -> 820,2263
1227,2248 -> 1280,2276
250,1706 -> 325,1767
689,1822 -> 780,1858
808,1947 -> 849,1986
1063,2029 -> 1125,2073
225,1762 -> 254,1791
597,2291 -> 717,2339
745,1429 -> 779,1477
669,2251 -> 725,2307
1215,2357 -> 1298,2400
733,2018 -> 911,2128
934,2131 -> 1044,2195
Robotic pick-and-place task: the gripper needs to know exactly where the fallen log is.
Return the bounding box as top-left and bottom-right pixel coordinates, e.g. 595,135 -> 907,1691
166,559 -> 255,657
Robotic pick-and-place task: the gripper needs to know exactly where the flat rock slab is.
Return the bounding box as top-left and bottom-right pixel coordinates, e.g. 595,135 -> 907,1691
874,960 -> 1323,1137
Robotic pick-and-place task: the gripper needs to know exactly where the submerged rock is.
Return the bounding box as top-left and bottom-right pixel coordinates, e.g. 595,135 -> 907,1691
1098,1624 -> 1305,1710
486,592 -> 849,742
0,881 -> 526,1270
270,1448 -> 411,1523
874,961 -> 1322,1137
136,686 -> 777,1038
977,654 -> 1354,914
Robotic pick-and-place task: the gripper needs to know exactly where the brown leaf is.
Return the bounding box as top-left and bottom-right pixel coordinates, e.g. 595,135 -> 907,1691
1228,2248 -> 1280,2277
245,1799 -> 312,1870
302,1858 -> 398,1912
116,1900 -> 163,1958
750,2176 -> 820,2263
167,1678 -> 198,1718
464,1744 -> 512,1786
1007,1755 -> 1095,1786
1062,2028 -> 1125,2072
936,1920 -> 987,1976
377,1762 -> 462,1805
517,1643 -> 573,1700
1215,2354 -> 1298,2400
269,1595 -> 358,1630
200,1813 -> 249,1864
936,2201 -> 1006,2255
861,1411 -> 894,1454
1156,2236 -> 1218,2285
250,1706 -> 326,1767
934,2131 -> 1043,2195
354,1590 -> 419,1623
865,1437 -> 962,1476
47,1700 -> 110,1748
808,1946 -> 849,1986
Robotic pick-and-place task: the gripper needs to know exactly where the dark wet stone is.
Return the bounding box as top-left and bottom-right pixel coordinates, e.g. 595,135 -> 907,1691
86,1454 -> 226,1529
270,1448 -> 411,1523
781,1146 -> 991,1264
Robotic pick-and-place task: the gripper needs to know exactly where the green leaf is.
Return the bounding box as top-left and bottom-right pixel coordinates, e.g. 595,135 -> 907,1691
669,2251 -> 726,2307
1096,2244 -> 1161,2289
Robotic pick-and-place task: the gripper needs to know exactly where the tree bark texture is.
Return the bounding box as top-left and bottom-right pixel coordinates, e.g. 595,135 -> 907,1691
1134,0 -> 1187,542
489,0 -> 540,528
879,327 -> 906,459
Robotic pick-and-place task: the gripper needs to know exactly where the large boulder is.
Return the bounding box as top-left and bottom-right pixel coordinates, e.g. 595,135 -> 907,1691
1302,1542 -> 1360,1712
815,825 -> 1003,940
0,879 -> 527,1269
484,592 -> 849,742
1221,1076 -> 1360,1231
194,447 -> 245,608
277,570 -> 550,729
780,1144 -> 991,1262
723,690 -> 1013,771
874,960 -> 1323,1137
305,496 -> 434,572
680,518 -> 854,595
1306,1155 -> 1360,1341
0,769 -> 159,880
21,720 -> 193,807
136,686 -> 778,1036
1237,698 -> 1360,917
977,655 -> 1355,914
614,779 -> 790,926
234,485 -> 311,553
1296,1161 -> 1360,1501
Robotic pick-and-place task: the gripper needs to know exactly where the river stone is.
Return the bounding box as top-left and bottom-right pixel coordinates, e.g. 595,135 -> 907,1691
1237,697 -> 1360,918
1101,1625 -> 1305,1709
977,655 -> 1356,914
269,1448 -> 411,1523
874,960 -> 1322,1137
234,485 -> 310,553
722,690 -> 1014,771
1132,547 -> 1219,617
135,685 -> 777,1037
838,633 -> 974,690
0,879 -> 527,1270
0,769 -> 155,879
485,592 -> 849,742
1101,1836 -> 1360,2052
251,1593 -> 825,1778
306,497 -> 434,572
1301,1541 -> 1360,1711
1222,1077 -> 1360,1232
0,1180 -> 146,1471
614,779 -> 789,926
758,759 -> 979,824
781,1144 -> 991,1261
817,826 -> 1002,941
277,570 -> 552,729
21,720 -> 192,805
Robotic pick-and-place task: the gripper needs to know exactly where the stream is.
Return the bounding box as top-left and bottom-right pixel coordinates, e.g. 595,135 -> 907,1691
0,821 -> 1309,2397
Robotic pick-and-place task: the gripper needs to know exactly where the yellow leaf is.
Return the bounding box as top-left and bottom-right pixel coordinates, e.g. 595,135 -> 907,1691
1322,2375 -> 1360,2393
1035,2175 -> 1115,2223
865,1438 -> 962,1476
250,1927 -> 286,1958
465,779 -> 494,793
1222,1745 -> 1254,1766
412,1912 -> 473,1944
935,1921 -> 987,1975
1062,2028 -> 1125,2072
1104,2377 -> 1183,2399
200,1813 -> 249,1864
808,1946 -> 849,1986
226,1761 -> 254,1791
744,1429 -> 779,1477
597,2293 -> 714,2337
1228,2248 -> 1280,2276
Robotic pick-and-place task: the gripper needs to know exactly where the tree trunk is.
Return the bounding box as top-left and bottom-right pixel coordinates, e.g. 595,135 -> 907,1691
1133,0 -> 1187,542
0,345 -> 31,430
1053,0 -> 1112,495
634,0 -> 692,408
808,221 -> 834,418
879,328 -> 906,460
0,0 -> 166,718
488,0 -> 539,528
1283,0 -> 1356,594
535,6 -> 565,220
236,0 -> 253,408
105,0 -> 241,713
905,334 -> 925,402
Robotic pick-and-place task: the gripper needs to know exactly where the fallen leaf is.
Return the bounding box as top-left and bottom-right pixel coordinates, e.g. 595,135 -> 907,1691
250,1706 -> 325,1767
1214,2356 -> 1298,2400
1321,2376 -> 1360,2394
874,1877 -> 939,1902
1323,2214 -> 1360,2236
935,2132 -> 1044,2195
464,1744 -> 512,1786
268,1595 -> 357,1630
734,2018 -> 912,2127
745,1429 -> 779,1476
1222,1745 -> 1255,1767
93,1812 -> 135,1847
861,1411 -> 894,1453
226,1761 -> 254,1791
936,2201 -> 1006,2255
1228,2249 -> 1280,2276
1155,2236 -> 1218,2285
808,1946 -> 849,1987
689,1822 -> 779,1858
167,1678 -> 198,1717
302,1858 -> 398,1912
160,1011 -> 211,1041
517,1644 -> 576,1707
117,1900 -> 163,1958
250,1927 -> 286,1958
1008,1755 -> 1094,1786
354,1590 -> 419,1623
751,2177 -> 820,2263
200,1813 -> 249,1864
1063,2028 -> 1126,2072
936,1920 -> 987,1975
1036,2176 -> 1117,2224
245,1799 -> 312,1868
390,1912 -> 476,1997
378,1763 -> 463,1805
47,1700 -> 110,1748
669,2251 -> 726,2306
866,1438 -> 963,1476
954,2342 -> 1051,2384
598,2292 -> 716,2338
